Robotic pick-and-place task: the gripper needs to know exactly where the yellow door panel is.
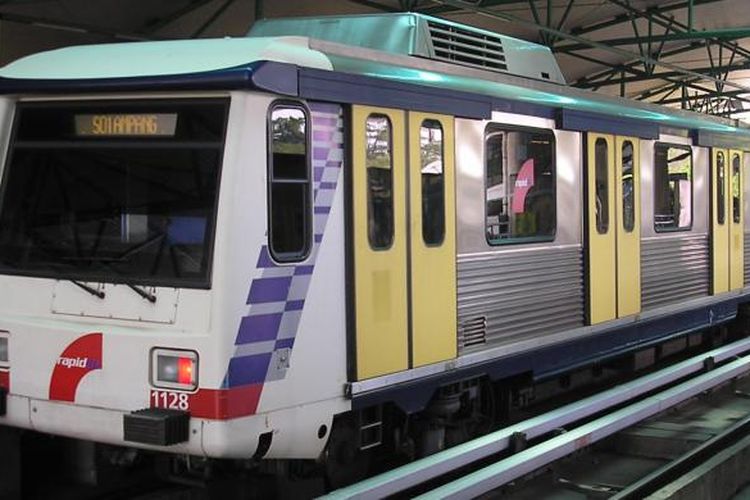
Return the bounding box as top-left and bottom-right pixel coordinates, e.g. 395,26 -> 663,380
615,137 -> 641,317
711,148 -> 730,295
408,112 -> 457,367
730,149 -> 744,290
352,105 -> 409,380
587,133 -> 616,324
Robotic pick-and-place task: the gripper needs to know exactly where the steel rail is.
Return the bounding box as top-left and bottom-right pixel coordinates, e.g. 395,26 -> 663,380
418,351 -> 750,499
322,336 -> 750,499
427,0 -> 750,95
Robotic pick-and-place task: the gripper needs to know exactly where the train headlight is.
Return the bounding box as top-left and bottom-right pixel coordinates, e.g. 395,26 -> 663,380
150,348 -> 198,391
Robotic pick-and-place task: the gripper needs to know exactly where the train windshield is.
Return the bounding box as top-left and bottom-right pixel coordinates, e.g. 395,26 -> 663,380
0,99 -> 228,288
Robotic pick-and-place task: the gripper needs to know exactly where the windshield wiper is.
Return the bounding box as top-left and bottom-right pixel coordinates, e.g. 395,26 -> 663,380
127,283 -> 157,303
71,280 -> 106,299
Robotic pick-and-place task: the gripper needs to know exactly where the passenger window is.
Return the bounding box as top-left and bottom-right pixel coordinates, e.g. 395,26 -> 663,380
733,153 -> 741,224
269,104 -> 310,262
485,126 -> 556,245
366,115 -> 394,250
420,120 -> 445,246
621,141 -> 635,233
717,151 -> 726,225
595,138 -> 609,234
654,144 -> 693,232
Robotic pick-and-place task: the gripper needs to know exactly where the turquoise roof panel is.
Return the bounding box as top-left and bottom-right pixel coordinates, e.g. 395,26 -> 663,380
0,37 -> 332,80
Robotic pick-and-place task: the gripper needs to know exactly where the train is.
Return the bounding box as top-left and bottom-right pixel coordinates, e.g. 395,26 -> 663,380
1,11 -> 750,493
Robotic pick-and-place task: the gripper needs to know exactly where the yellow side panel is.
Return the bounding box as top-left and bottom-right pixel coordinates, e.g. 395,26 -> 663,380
408,112 -> 457,367
615,136 -> 641,317
711,148 -> 730,295
730,149 -> 744,290
587,133 -> 617,324
352,106 -> 409,380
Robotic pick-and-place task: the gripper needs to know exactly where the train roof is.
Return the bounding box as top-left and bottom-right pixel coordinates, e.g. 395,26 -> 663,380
0,13 -> 749,146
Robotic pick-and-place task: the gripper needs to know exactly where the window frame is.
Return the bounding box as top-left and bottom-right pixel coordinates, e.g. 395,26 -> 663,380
732,151 -> 741,224
0,97 -> 230,290
419,118 -> 446,247
621,139 -> 636,233
266,100 -> 313,263
653,142 -> 694,233
483,123 -> 557,246
365,113 -> 395,251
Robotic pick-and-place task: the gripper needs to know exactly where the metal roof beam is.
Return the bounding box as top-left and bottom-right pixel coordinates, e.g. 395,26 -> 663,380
569,0 -> 721,36
428,0 -> 750,94
578,60 -> 750,88
0,11 -> 154,40
556,27 -> 750,52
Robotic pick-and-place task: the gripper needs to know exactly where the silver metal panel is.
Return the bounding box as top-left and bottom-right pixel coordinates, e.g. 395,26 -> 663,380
455,112 -> 581,255
640,135 -> 708,238
641,234 -> 710,310
457,245 -> 584,350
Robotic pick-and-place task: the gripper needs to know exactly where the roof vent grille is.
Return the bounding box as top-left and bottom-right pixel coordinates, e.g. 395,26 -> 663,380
427,20 -> 508,73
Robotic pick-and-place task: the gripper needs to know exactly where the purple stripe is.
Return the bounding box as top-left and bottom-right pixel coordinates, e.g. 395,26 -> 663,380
236,313 -> 283,344
326,160 -> 341,168
227,353 -> 272,386
314,234 -> 323,243
314,206 -> 331,214
313,147 -> 330,160
311,116 -> 338,127
314,167 -> 325,181
319,182 -> 337,190
256,246 -> 276,269
275,338 -> 295,350
248,277 -> 292,304
313,130 -> 333,141
294,265 -> 314,276
285,300 -> 305,311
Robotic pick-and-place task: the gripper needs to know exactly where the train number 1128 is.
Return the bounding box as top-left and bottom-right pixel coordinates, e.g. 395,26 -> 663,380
150,390 -> 190,411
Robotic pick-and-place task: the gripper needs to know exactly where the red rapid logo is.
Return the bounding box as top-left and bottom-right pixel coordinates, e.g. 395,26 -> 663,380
49,333 -> 103,402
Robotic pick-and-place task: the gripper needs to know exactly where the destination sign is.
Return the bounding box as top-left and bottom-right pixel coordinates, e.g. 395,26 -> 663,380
74,113 -> 178,137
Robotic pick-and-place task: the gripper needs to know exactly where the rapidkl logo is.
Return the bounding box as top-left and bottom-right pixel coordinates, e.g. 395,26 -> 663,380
57,357 -> 101,370
49,333 -> 103,402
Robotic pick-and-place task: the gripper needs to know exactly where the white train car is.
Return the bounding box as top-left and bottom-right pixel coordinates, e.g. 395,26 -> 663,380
1,12 -> 750,491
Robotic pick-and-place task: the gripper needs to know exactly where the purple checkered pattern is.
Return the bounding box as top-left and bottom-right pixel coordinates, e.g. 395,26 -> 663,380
224,103 -> 343,388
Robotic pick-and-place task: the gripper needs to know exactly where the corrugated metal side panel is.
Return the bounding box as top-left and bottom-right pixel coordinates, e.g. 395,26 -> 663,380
457,246 -> 584,351
641,235 -> 709,310
745,232 -> 750,285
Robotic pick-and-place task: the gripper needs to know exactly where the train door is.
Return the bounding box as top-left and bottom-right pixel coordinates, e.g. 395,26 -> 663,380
407,112 -> 457,368
351,106 -> 457,380
352,106 -> 409,380
585,134 -> 641,325
711,148 -> 730,294
615,137 -> 641,316
730,150 -> 744,290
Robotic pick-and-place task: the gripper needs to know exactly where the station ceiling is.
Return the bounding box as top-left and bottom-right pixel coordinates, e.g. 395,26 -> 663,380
1,0 -> 750,119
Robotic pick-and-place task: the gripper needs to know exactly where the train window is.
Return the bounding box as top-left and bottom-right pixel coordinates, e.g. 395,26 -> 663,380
484,126 -> 556,245
366,115 -> 394,250
420,120 -> 445,246
654,144 -> 693,232
0,99 -> 228,288
717,151 -> 726,226
622,141 -> 635,233
733,153 -> 741,224
595,138 -> 609,235
269,104 -> 311,262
